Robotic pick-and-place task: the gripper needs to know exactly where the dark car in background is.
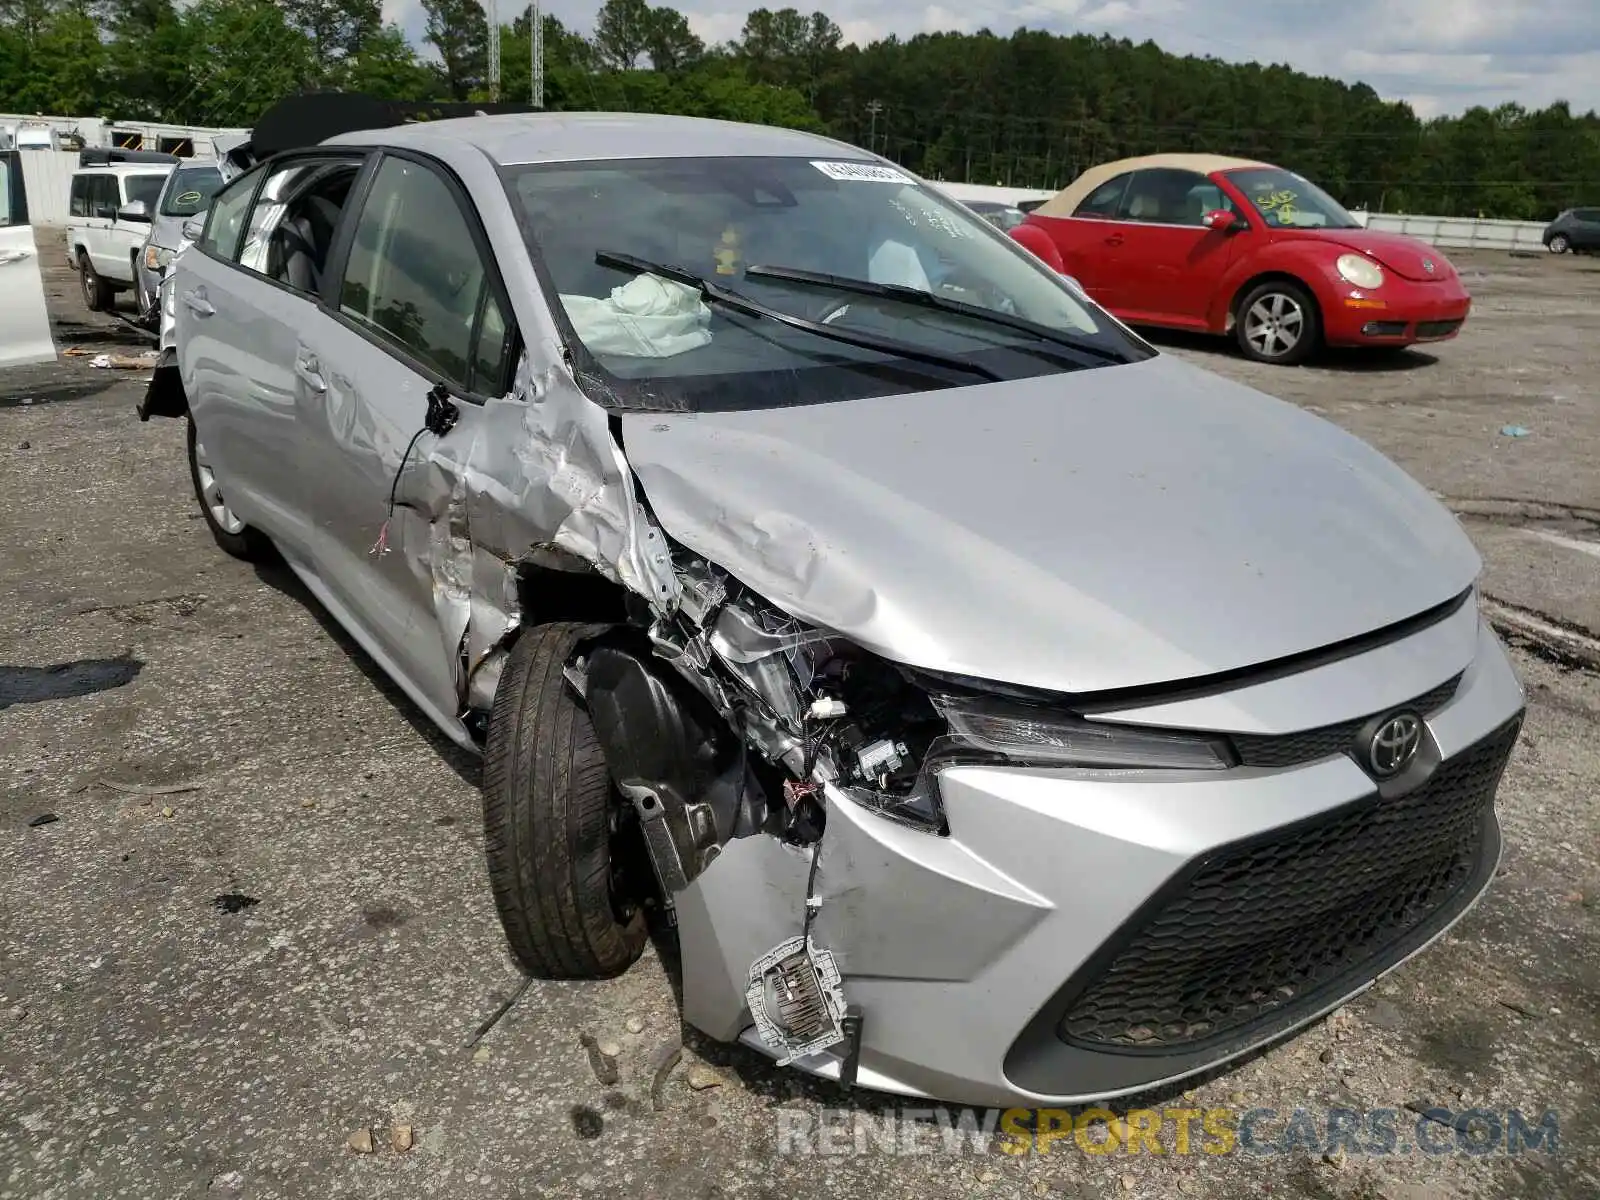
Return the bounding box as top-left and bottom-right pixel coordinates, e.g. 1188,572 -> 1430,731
1543,208 -> 1600,254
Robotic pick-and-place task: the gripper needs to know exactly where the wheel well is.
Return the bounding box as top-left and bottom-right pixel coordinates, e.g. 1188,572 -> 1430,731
1227,272 -> 1319,331
515,559 -> 631,630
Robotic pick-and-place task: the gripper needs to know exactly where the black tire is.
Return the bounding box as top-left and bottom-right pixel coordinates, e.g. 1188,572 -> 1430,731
1235,279 -> 1321,365
186,418 -> 269,561
1548,234 -> 1570,255
483,622 -> 647,979
79,255 -> 112,312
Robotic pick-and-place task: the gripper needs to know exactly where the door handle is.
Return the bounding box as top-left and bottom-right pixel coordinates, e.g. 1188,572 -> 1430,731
1104,234 -> 1124,246
294,350 -> 327,392
182,288 -> 213,317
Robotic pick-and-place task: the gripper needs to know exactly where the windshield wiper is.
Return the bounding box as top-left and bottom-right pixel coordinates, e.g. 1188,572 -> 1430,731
593,251 -> 1001,383
742,263 -> 1127,364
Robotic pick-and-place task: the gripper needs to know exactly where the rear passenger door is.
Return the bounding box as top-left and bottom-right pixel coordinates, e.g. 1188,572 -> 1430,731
176,153 -> 370,548
293,152 -> 519,725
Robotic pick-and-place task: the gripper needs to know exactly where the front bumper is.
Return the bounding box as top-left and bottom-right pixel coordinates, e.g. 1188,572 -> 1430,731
1323,277 -> 1472,346
676,610 -> 1524,1107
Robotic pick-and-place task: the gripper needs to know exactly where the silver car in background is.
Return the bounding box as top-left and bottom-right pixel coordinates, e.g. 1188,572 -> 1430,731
141,102 -> 1525,1108
133,160 -> 224,319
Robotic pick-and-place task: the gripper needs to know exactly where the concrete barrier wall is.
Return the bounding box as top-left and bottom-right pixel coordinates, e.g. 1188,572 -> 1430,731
1349,211 -> 1550,252
19,150 -> 80,225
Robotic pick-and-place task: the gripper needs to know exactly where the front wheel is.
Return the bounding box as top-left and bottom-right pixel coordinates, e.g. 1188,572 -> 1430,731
1235,281 -> 1320,365
186,419 -> 269,561
1548,234 -> 1570,255
482,622 -> 648,979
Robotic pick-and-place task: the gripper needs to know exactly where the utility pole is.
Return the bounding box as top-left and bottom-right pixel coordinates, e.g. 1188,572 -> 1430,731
529,0 -> 544,108
487,0 -> 501,100
865,99 -> 883,154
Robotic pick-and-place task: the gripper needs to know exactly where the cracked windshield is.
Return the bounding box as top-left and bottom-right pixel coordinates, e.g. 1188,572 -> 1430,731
504,155 -> 1151,410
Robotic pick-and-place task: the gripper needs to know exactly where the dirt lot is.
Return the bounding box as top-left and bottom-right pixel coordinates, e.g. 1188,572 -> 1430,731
2,245 -> 1597,1200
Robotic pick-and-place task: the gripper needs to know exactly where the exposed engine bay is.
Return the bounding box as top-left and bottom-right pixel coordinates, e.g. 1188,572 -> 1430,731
563,551 -> 955,1065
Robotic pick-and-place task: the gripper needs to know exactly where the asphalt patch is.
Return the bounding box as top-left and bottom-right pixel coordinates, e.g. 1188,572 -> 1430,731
0,655 -> 142,710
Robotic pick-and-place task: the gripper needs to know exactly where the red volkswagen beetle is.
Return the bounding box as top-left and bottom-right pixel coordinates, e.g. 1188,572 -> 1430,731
1015,154 -> 1471,364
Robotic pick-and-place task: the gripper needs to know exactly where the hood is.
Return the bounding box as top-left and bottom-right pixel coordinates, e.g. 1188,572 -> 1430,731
1293,227 -> 1454,283
622,354 -> 1480,696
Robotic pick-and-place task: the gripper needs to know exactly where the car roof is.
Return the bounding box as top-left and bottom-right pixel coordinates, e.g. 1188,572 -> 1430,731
74,162 -> 175,176
1033,153 -> 1270,218
324,111 -> 866,166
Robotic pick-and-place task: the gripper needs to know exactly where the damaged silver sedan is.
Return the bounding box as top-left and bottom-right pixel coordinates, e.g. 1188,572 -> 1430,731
140,98 -> 1526,1108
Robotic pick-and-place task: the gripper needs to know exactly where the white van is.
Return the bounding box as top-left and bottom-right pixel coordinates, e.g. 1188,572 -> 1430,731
64,152 -> 175,311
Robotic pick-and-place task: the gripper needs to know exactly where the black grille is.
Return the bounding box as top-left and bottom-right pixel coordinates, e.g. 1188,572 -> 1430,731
1232,674 -> 1461,769
1057,718 -> 1519,1051
1416,319 -> 1464,339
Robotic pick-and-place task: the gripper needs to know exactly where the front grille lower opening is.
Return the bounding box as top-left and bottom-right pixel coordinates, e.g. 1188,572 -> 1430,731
1057,719 -> 1517,1051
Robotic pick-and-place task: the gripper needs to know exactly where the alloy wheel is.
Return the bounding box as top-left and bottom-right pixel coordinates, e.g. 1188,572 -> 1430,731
193,438 -> 246,535
1244,292 -> 1306,359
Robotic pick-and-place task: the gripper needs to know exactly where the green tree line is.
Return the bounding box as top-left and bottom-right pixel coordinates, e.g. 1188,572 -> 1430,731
3,0 -> 1597,219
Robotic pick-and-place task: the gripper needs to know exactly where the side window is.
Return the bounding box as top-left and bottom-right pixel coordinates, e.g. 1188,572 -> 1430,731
1074,173 -> 1131,220
69,175 -> 88,219
1120,169 -> 1214,226
199,171 -> 261,261
1186,182 -> 1236,216
339,156 -> 510,394
1578,209 -> 1600,224
237,156 -> 362,296
93,176 -> 119,219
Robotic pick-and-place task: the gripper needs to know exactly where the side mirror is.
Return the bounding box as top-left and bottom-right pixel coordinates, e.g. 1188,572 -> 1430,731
181,216 -> 205,244
1203,209 -> 1243,232
118,199 -> 151,223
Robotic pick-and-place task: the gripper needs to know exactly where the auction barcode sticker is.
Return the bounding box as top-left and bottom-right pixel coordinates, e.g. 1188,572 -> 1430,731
811,161 -> 912,184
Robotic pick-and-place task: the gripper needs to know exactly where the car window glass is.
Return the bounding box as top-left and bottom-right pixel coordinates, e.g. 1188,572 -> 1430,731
1121,169 -> 1212,226
340,157 -> 494,392
1074,174 -> 1130,219
1578,209 -> 1600,223
93,176 -> 118,219
472,289 -> 512,393
506,155 -> 1151,413
124,173 -> 166,211
0,159 -> 11,226
161,167 -> 223,217
1186,181 -> 1236,216
69,175 -> 88,218
1227,167 -> 1361,229
199,171 -> 261,261
239,157 -> 362,297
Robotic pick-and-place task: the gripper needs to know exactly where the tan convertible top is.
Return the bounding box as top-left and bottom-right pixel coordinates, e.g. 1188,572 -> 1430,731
1034,153 -> 1270,219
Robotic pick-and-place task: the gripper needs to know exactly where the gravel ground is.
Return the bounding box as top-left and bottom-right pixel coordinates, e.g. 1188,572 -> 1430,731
1,245 -> 1596,1200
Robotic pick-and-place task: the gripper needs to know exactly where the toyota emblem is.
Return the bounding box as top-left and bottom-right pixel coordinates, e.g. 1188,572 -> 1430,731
1368,713 -> 1423,778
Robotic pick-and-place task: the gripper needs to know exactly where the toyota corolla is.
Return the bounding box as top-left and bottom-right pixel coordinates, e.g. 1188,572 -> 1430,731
139,96 -> 1524,1107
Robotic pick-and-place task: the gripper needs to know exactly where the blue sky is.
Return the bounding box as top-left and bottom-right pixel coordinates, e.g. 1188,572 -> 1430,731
383,0 -> 1600,118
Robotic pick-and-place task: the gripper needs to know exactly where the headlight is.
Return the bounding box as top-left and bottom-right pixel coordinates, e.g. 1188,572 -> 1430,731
935,694 -> 1233,770
1336,253 -> 1383,289
143,244 -> 175,271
